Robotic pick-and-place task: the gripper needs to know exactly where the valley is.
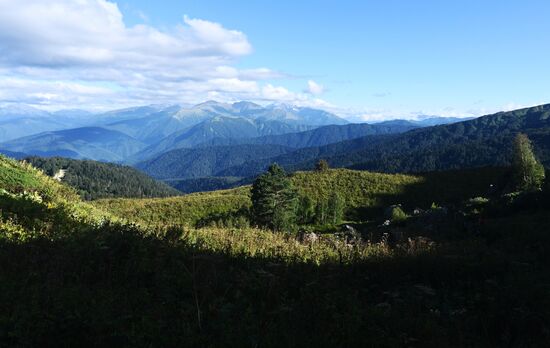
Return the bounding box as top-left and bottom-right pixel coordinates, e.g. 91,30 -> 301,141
2,1 -> 549,346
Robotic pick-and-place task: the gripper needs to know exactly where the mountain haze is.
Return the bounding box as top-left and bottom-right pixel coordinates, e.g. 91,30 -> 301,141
0,127 -> 147,162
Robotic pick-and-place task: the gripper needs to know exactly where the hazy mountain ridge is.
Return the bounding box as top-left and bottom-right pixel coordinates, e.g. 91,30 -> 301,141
0,127 -> 147,162
129,116 -> 315,163
136,144 -> 294,179
198,122 -> 420,149
0,101 -> 349,160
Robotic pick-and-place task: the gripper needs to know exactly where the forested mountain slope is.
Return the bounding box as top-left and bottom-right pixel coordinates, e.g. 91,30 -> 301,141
136,144 -> 293,179
219,104 -> 550,178
199,122 -> 419,148
25,156 -> 180,200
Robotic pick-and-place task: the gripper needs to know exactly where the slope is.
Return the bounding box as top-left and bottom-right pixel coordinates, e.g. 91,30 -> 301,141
219,103 -> 550,178
2,154 -> 550,346
25,156 -> 181,200
0,127 -> 147,162
131,117 -> 311,162
199,122 -> 419,148
96,167 -> 507,227
136,144 -> 293,179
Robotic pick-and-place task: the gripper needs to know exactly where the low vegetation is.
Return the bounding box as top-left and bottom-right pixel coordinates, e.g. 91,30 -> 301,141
95,166 -> 506,229
94,186 -> 251,228
1,136 -> 550,346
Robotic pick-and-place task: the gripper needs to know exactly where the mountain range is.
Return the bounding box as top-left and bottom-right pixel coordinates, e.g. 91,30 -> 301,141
0,101 -> 352,161
213,104 -> 550,179
5,100 -> 544,194
130,103 -> 550,193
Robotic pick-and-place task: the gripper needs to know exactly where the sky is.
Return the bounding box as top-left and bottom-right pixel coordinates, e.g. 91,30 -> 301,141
0,0 -> 549,121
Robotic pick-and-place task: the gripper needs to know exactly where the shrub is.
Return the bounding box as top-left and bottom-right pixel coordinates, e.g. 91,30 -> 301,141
390,206 -> 408,222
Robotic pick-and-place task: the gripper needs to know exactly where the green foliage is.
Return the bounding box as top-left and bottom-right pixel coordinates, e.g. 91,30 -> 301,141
327,191 -> 345,225
296,195 -> 315,225
313,191 -> 345,225
2,153 -> 550,346
292,167 -> 506,220
251,164 -> 298,231
389,206 -> 408,222
94,187 -> 251,228
315,159 -> 330,172
25,156 -> 180,200
314,199 -> 329,225
97,167 -> 507,228
511,133 -> 546,191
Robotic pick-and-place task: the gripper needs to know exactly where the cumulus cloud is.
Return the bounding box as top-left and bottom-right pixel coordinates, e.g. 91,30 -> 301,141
0,0 -> 328,110
305,80 -> 324,95
262,84 -> 294,100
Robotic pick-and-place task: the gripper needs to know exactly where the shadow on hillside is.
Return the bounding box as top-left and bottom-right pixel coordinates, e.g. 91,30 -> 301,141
1,211 -> 550,347
347,167 -> 510,221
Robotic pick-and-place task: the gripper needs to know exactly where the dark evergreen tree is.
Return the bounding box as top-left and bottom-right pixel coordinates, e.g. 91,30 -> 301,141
315,159 -> 330,172
251,164 -> 298,231
511,133 -> 546,191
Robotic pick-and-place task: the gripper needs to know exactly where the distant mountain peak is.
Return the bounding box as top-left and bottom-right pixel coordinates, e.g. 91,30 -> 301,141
266,103 -> 297,111
0,104 -> 49,116
231,101 -> 262,111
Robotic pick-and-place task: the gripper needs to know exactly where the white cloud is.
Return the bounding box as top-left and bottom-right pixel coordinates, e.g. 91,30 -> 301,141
262,84 -> 294,100
0,0 -> 328,110
306,80 -> 324,95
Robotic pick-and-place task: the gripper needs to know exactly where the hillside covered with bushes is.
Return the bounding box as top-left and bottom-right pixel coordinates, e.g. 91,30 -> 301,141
1,148 -> 550,346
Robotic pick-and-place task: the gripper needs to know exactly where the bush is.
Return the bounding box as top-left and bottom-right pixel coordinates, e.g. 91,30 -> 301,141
390,206 -> 408,222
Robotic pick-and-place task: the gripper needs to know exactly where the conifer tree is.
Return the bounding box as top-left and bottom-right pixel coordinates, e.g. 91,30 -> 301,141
315,159 -> 330,172
512,133 -> 545,191
251,164 -> 298,231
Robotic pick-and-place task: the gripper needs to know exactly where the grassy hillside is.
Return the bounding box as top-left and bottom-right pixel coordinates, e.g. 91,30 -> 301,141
95,167 -> 507,227
1,154 -> 550,346
25,156 -> 180,200
94,186 -> 252,227
0,155 -> 111,238
293,167 -> 507,218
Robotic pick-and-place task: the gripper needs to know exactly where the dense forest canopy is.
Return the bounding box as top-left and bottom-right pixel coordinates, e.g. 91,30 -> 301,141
25,156 -> 180,200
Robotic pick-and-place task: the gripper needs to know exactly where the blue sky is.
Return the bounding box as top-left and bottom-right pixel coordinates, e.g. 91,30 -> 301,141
0,0 -> 548,120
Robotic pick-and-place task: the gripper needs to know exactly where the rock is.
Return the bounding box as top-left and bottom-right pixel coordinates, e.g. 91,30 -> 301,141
297,231 -> 319,244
